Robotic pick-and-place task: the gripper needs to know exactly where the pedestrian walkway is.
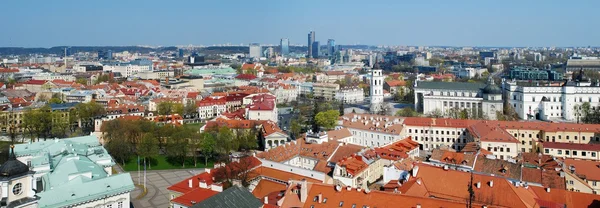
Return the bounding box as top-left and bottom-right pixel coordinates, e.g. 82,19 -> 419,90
128,168 -> 205,208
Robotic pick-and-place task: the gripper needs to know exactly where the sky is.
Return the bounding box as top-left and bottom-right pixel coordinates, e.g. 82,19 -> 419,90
1,0 -> 599,47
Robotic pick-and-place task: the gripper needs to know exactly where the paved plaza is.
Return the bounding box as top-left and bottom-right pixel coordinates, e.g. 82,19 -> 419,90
129,169 -> 205,208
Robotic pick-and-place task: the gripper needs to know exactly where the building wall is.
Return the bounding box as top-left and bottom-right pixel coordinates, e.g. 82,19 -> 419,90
345,128 -> 402,148
505,82 -> 600,121
403,125 -> 469,151
198,104 -> 226,120
72,192 -> 130,208
565,171 -> 596,194
259,159 -> 326,183
313,84 -> 340,101
480,141 -> 519,160
247,110 -> 277,123
335,88 -> 365,104
543,147 -> 600,161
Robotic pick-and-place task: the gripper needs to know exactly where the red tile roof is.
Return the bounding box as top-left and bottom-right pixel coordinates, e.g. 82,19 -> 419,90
251,179 -> 286,199
167,172 -> 214,194
385,80 -> 406,87
22,80 -> 48,85
564,159 -> 600,181
468,121 -> 519,143
407,164 -> 530,207
337,155 -> 368,176
373,137 -> 419,160
171,188 -> 218,207
196,96 -> 226,107
291,182 -> 470,208
236,74 -> 257,80
543,142 -> 600,151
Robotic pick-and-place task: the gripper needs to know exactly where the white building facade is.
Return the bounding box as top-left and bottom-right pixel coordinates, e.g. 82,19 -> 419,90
335,87 -> 365,104
504,79 -> 600,122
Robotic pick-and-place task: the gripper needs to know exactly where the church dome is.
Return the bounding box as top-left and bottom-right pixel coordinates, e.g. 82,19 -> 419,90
0,146 -> 30,178
482,77 -> 502,94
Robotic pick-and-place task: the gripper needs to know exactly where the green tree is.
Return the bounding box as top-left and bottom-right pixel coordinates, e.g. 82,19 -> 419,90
315,110 -> 340,130
200,133 -> 216,167
396,108 -> 419,117
138,134 -> 159,169
426,108 -> 444,118
166,127 -> 193,167
75,78 -> 88,85
215,126 -> 234,154
157,102 -> 174,115
106,135 -> 133,165
75,101 -> 105,134
48,97 -> 63,104
459,109 -> 469,119
173,103 -> 184,115
290,119 -> 302,139
183,100 -> 198,118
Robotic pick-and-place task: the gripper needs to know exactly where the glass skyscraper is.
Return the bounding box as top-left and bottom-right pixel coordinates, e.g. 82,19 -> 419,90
307,31 -> 315,58
312,41 -> 320,58
327,39 -> 336,57
280,38 -> 289,57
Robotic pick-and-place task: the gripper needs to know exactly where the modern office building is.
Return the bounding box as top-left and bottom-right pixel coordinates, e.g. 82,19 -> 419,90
97,50 -> 113,60
178,48 -> 184,58
508,66 -> 563,81
311,41 -> 320,58
307,31 -> 315,58
249,43 -> 262,59
327,39 -> 336,57
280,38 -> 289,57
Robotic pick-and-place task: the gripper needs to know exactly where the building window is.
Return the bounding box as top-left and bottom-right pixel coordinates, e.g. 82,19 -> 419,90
593,152 -> 597,157
545,149 -> 549,154
566,150 -> 570,155
573,151 -> 578,156
582,152 -> 587,157
12,183 -> 22,195
507,148 -> 510,152
558,150 -> 562,155
106,205 -> 112,208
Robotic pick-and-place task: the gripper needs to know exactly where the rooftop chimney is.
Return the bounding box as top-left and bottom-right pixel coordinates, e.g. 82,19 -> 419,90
489,180 -> 494,188
188,179 -> 193,188
546,187 -> 550,193
347,186 -> 352,191
318,193 -> 323,203
264,196 -> 268,204
335,185 -> 342,192
476,182 -> 481,189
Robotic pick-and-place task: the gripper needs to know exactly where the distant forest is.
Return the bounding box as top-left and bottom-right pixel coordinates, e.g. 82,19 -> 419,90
0,45 -> 374,56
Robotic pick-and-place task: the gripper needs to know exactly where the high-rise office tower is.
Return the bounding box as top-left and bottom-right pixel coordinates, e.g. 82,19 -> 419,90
312,41 -> 320,58
249,43 -> 262,59
307,31 -> 315,58
280,38 -> 289,57
178,48 -> 184,58
327,39 -> 336,57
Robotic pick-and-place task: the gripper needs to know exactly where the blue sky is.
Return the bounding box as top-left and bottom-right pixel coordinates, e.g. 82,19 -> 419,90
2,0 -> 599,47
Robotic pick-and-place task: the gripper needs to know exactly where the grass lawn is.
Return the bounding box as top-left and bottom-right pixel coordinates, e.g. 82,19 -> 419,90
122,155 -> 214,172
184,122 -> 205,131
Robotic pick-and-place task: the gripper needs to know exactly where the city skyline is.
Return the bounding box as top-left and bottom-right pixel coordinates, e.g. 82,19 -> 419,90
2,0 -> 600,47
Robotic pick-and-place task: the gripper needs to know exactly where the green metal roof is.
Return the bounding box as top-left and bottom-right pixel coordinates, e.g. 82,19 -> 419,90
37,173 -> 134,208
192,186 -> 262,208
415,81 -> 486,91
185,67 -> 236,76
13,135 -> 132,208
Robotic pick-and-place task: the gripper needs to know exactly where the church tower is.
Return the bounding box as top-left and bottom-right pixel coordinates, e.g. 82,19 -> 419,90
370,63 -> 384,113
